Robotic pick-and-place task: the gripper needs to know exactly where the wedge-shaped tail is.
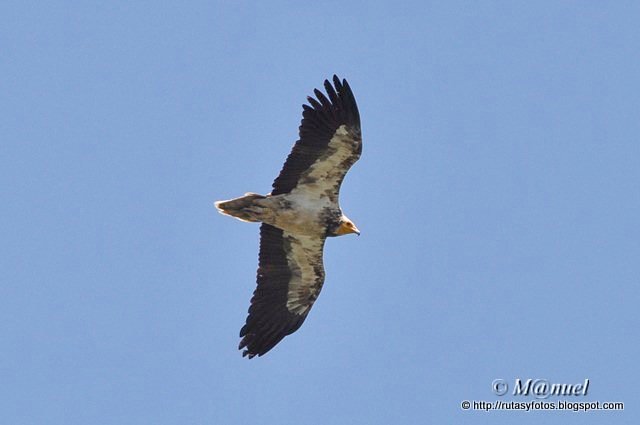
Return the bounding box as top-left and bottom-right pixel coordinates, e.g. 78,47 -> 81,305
215,193 -> 267,222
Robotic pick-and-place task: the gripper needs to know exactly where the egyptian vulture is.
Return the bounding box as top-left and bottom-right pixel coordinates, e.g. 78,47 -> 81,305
215,75 -> 362,358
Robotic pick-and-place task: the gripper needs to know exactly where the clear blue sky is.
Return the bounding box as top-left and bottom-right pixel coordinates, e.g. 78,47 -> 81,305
2,1 -> 638,424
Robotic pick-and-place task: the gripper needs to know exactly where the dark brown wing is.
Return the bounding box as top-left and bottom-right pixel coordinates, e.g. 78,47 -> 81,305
239,224 -> 326,358
271,75 -> 362,199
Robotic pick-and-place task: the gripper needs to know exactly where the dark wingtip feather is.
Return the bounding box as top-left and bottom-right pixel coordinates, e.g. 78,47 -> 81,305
332,75 -> 343,91
238,332 -> 259,359
307,96 -> 323,111
313,89 -> 333,111
313,88 -> 323,99
324,79 -> 339,105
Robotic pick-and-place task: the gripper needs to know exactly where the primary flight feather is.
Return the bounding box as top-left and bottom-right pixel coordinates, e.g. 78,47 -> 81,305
215,75 -> 362,358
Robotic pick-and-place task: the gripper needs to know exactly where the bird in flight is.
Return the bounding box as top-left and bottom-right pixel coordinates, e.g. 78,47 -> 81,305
215,75 -> 362,358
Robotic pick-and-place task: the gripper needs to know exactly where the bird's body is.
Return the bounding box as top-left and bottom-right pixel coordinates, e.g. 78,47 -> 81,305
215,76 -> 362,358
219,191 -> 337,237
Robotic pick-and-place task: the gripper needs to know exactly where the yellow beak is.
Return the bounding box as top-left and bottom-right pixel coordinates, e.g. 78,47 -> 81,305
336,222 -> 360,236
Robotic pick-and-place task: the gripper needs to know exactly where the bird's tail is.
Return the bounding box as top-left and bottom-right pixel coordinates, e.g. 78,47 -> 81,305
214,193 -> 267,222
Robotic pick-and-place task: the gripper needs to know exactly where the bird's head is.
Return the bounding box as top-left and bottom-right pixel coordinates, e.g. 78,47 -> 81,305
334,215 -> 360,237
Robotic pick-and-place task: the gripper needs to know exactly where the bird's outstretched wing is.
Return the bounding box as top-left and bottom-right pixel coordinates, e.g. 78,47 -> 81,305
239,224 -> 326,358
271,75 -> 362,201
